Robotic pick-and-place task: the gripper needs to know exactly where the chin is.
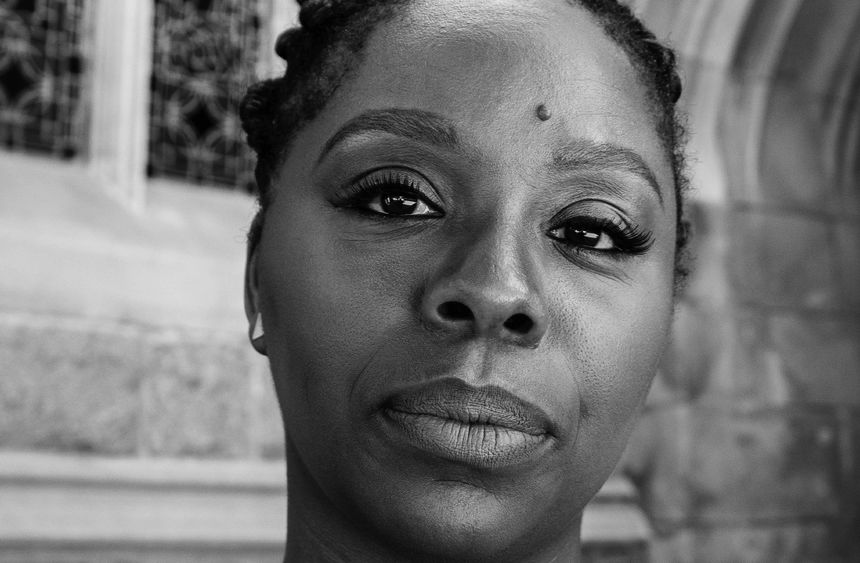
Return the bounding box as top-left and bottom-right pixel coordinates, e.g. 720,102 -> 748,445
345,470 -> 580,562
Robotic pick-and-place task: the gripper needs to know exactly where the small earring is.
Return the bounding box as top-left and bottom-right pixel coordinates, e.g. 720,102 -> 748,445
250,313 -> 266,354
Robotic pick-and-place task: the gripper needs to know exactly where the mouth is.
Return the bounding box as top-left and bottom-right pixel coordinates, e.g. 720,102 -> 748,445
379,378 -> 554,469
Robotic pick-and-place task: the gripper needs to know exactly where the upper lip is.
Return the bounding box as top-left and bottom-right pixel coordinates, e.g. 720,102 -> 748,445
383,378 -> 553,436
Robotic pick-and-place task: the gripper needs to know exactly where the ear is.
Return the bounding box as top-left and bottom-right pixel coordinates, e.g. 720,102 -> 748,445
245,240 -> 267,356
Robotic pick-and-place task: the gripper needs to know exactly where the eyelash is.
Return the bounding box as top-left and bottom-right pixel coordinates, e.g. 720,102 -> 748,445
547,215 -> 654,256
333,168 -> 442,218
334,170 -> 653,257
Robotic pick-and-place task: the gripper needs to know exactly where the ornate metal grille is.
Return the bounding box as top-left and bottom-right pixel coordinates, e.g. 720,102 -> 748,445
0,0 -> 86,158
148,0 -> 260,191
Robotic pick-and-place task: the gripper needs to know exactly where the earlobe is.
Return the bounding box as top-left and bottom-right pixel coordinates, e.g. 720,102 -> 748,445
245,244 -> 268,356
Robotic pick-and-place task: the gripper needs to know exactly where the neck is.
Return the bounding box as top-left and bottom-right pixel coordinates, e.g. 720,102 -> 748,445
284,441 -> 403,563
283,440 -> 583,562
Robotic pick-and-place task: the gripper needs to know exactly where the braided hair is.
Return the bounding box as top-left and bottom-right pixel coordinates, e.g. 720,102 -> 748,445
240,0 -> 690,282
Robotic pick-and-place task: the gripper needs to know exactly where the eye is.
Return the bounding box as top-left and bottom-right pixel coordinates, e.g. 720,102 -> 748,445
547,215 -> 653,255
550,223 -> 615,250
368,191 -> 436,216
340,168 -> 442,218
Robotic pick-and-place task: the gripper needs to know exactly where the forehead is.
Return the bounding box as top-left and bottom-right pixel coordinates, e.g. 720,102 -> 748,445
299,0 -> 673,191
360,0 -> 640,102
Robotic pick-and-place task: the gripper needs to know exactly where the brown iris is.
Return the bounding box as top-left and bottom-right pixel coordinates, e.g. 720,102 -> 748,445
564,227 -> 601,247
381,192 -> 419,215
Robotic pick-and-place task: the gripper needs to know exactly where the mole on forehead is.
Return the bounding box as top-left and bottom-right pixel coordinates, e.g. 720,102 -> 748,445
537,104 -> 552,121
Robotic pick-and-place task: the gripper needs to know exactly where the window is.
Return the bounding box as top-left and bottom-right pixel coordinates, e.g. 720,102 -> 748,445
147,0 -> 261,192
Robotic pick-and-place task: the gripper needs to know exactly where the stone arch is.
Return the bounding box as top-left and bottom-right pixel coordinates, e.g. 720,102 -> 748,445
622,1 -> 860,560
721,0 -> 860,213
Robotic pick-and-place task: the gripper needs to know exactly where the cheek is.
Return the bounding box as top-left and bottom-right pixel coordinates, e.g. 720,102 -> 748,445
256,204 -> 421,419
553,266 -> 673,471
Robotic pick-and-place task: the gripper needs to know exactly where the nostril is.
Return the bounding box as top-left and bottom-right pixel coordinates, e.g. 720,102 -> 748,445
437,301 -> 474,322
503,313 -> 534,335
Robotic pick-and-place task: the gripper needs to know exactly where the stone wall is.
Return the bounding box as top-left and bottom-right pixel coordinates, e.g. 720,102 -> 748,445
622,201 -> 858,559
620,1 -> 860,559
0,318 -> 282,460
0,152 -> 282,461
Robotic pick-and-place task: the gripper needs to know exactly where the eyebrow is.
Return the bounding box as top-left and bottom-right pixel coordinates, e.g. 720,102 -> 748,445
550,141 -> 665,206
317,109 -> 665,205
317,108 -> 460,164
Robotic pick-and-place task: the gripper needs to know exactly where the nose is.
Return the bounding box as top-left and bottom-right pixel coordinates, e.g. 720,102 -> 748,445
420,232 -> 548,348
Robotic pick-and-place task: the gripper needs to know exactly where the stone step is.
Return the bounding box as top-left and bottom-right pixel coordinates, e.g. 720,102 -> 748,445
0,450 -> 651,561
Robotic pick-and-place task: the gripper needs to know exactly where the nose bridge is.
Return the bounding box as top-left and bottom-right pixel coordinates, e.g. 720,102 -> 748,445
454,219 -> 531,302
449,160 -> 534,292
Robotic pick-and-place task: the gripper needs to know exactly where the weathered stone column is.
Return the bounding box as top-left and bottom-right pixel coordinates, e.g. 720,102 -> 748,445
88,0 -> 154,211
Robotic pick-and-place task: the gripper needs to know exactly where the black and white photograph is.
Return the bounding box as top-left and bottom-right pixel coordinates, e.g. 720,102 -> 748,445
0,0 -> 858,561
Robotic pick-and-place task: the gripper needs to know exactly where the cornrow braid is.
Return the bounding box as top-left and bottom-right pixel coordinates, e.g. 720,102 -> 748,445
240,0 -> 690,284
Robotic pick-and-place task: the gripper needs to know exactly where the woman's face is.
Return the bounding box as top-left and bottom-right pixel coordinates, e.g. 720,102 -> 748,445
252,0 -> 676,559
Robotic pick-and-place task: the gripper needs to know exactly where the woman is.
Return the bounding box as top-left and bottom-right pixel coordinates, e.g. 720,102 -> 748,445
240,0 -> 688,560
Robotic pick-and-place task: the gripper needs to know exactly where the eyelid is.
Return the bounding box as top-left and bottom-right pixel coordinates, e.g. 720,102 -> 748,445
548,196 -> 617,217
546,200 -> 654,256
332,166 -> 444,212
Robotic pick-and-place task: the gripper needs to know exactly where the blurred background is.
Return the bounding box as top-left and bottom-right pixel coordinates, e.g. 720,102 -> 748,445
0,0 -> 857,561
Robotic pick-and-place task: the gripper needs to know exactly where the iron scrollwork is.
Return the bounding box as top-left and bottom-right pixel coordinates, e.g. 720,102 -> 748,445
0,0 -> 86,158
148,0 -> 261,192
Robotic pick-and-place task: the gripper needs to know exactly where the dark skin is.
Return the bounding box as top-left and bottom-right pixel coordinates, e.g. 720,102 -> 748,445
246,1 -> 677,561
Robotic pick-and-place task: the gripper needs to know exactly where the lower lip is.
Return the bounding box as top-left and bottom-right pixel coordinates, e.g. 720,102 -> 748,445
382,408 -> 551,469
